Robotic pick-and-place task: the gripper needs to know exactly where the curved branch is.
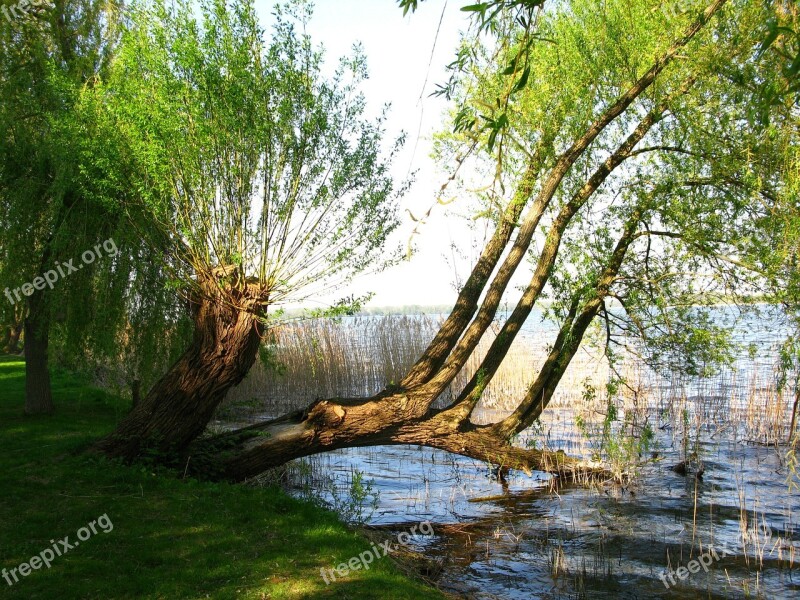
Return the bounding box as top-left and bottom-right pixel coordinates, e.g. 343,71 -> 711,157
493,207 -> 644,438
433,82 -> 695,421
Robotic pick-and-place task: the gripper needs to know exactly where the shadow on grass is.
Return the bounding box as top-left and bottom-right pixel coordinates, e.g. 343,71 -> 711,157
0,356 -> 444,599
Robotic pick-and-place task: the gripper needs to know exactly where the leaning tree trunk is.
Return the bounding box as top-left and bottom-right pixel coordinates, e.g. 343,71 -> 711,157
92,274 -> 266,461
24,286 -> 54,415
189,396 -> 606,483
191,218 -> 639,482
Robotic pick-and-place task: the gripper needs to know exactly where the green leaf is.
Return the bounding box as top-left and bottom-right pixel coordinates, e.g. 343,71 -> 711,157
487,127 -> 499,152
512,65 -> 530,94
787,51 -> 800,78
461,3 -> 490,13
397,0 -> 419,16
757,21 -> 779,59
501,62 -> 518,75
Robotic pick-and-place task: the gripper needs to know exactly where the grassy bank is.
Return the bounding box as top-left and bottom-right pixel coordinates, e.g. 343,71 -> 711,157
0,356 -> 443,599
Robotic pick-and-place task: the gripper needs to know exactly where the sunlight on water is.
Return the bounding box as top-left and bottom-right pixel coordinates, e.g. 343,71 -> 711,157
220,305 -> 800,599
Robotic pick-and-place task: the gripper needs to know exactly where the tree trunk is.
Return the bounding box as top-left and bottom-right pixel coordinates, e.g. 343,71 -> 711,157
0,326 -> 9,351
189,397 -> 606,483
193,204 -> 644,483
789,385 -> 800,444
130,379 -> 141,410
7,320 -> 23,354
24,287 -> 54,415
92,276 -> 266,461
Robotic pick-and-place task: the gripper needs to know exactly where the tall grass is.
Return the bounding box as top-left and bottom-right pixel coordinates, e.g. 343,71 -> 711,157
223,313 -> 617,419
227,315 -> 444,415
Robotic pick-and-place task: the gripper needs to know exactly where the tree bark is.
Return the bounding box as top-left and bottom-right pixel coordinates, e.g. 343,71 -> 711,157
92,274 -> 266,461
7,321 -> 23,354
130,379 -> 141,410
0,326 -> 9,351
400,161 -> 541,388
190,398 -> 607,482
24,286 -> 54,415
493,209 -> 643,438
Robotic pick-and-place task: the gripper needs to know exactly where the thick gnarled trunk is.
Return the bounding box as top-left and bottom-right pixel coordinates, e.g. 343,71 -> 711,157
93,277 -> 265,461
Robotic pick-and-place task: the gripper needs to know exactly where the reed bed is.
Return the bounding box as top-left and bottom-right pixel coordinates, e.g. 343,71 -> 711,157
227,315 -> 443,414
222,313 -> 797,452
223,314 -> 619,420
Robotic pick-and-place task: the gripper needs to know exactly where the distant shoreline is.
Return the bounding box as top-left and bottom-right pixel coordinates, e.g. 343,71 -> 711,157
278,298 -> 779,319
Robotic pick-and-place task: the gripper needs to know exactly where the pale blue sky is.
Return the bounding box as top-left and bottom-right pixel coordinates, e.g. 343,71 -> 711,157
253,0 -> 482,308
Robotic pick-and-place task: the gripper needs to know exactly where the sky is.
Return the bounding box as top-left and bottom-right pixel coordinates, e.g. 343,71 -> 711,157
253,0 -> 483,308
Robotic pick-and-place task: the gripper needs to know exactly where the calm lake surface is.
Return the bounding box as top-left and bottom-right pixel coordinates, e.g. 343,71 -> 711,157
223,305 -> 800,599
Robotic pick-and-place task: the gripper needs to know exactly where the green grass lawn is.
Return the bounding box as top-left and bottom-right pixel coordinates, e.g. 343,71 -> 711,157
0,356 -> 444,599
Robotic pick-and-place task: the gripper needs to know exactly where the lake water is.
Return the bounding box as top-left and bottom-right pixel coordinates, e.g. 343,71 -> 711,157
222,305 -> 800,598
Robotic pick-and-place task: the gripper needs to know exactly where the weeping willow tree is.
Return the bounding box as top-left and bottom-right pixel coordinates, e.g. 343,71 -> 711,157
92,0 -> 404,458
91,0 -> 798,483
0,0 -> 129,414
0,0 -> 192,414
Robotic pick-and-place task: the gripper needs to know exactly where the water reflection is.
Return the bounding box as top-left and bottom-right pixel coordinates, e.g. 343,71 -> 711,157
285,425 -> 800,599
221,305 -> 800,598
